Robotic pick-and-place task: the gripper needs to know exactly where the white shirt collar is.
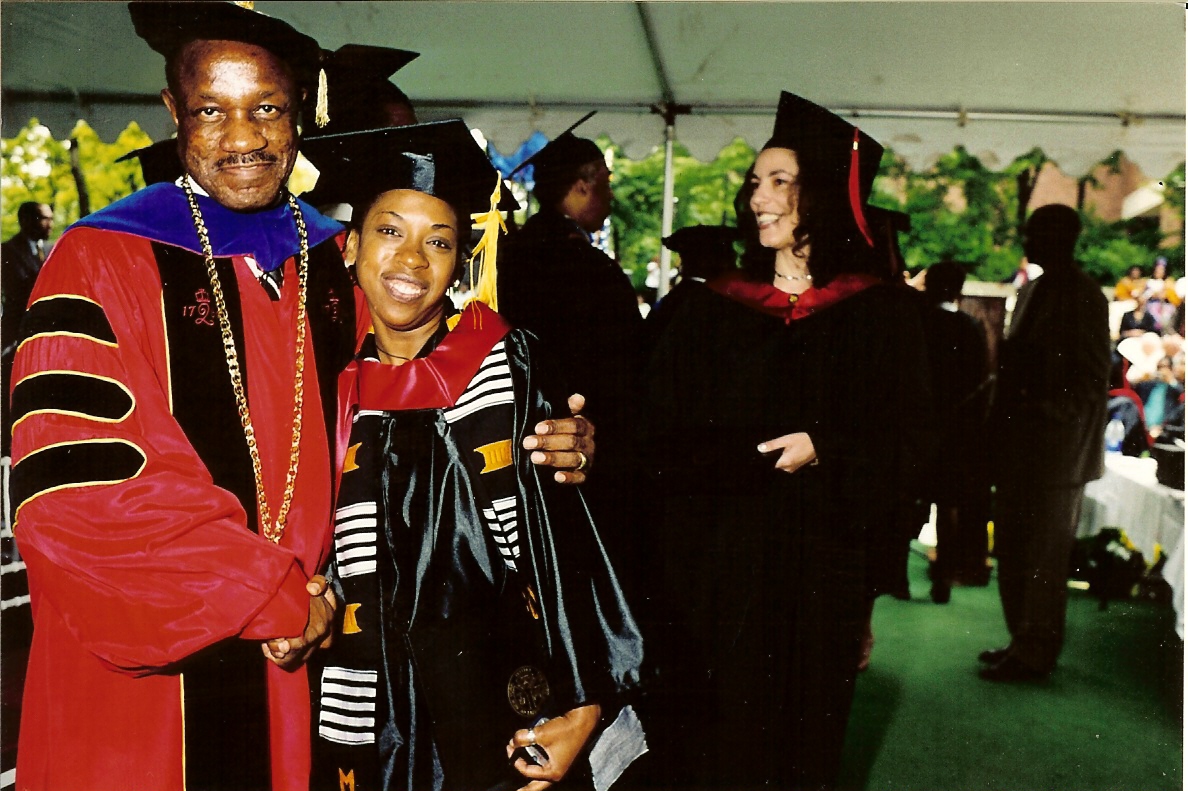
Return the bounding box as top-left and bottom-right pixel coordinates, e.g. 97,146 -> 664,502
177,174 -> 211,197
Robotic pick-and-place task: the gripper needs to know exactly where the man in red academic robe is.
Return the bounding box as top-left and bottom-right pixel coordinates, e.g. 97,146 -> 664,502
8,4 -> 592,790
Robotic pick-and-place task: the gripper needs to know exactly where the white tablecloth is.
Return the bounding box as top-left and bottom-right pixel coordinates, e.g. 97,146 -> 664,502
1079,454 -> 1186,637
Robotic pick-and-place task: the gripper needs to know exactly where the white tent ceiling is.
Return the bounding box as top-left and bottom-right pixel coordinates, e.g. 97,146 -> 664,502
2,1 -> 1185,176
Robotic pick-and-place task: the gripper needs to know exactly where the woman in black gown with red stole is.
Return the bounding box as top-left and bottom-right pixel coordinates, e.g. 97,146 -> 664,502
639,92 -> 928,791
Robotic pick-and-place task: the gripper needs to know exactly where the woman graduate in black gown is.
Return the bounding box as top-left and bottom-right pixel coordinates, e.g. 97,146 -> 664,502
640,92 -> 927,791
301,121 -> 645,791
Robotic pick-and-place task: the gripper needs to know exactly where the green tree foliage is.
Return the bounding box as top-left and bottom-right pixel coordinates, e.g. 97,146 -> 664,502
3,121 -> 71,242
607,137 -> 752,288
871,146 -> 1047,284
1072,150 -> 1182,281
3,119 -> 151,241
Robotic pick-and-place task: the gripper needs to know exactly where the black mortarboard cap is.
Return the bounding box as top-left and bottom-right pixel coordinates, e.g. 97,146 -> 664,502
925,260 -> 971,299
765,91 -> 884,245
864,205 -> 911,277
301,120 -> 519,220
304,44 -> 421,134
116,139 -> 184,186
509,112 -> 602,188
128,1 -> 321,89
662,225 -> 739,257
321,44 -> 419,87
765,91 -> 883,200
865,206 -> 911,234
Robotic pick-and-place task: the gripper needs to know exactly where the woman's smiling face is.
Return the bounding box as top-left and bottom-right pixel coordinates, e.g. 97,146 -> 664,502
347,189 -> 459,343
749,147 -> 802,251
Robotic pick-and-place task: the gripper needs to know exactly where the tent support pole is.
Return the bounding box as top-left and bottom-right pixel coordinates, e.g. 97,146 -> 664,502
658,119 -> 676,300
652,101 -> 690,300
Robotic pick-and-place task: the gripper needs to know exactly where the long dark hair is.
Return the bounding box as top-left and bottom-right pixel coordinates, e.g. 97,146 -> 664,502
735,148 -> 880,287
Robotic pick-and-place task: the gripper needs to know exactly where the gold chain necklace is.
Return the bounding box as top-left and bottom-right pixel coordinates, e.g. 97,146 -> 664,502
182,177 -> 309,543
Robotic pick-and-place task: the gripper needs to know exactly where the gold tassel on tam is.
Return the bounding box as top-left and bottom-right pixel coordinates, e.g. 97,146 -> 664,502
467,174 -> 507,311
315,68 -> 330,128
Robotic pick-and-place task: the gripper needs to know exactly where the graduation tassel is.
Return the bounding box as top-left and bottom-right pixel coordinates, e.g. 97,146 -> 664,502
848,127 -> 874,248
315,68 -> 330,128
467,174 -> 508,312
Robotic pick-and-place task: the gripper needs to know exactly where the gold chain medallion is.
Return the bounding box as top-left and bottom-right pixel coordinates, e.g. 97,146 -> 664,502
182,177 -> 309,543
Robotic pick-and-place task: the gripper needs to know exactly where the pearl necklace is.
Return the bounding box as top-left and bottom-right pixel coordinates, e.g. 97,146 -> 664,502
774,269 -> 812,283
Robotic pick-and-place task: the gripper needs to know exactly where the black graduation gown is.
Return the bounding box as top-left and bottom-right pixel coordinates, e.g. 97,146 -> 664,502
499,207 -> 647,607
639,279 -> 927,791
498,208 -> 642,460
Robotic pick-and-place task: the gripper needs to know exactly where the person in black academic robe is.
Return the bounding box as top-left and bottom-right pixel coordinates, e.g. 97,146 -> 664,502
498,126 -> 646,608
643,224 -> 739,355
301,121 -> 644,791
920,262 -> 992,602
638,92 -> 926,791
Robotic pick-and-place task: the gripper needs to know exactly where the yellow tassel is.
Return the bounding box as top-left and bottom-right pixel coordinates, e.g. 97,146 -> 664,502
467,174 -> 507,312
315,68 -> 330,128
232,1 -> 255,8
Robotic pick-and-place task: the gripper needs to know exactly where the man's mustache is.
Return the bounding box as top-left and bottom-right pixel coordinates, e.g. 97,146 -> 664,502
216,152 -> 279,168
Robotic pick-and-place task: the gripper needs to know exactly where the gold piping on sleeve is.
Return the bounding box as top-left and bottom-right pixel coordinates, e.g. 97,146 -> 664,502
10,370 -> 135,430
180,673 -> 187,791
17,294 -> 118,352
12,437 -> 148,524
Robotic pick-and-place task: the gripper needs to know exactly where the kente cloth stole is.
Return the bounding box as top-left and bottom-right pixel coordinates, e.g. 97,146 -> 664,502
315,337 -> 523,789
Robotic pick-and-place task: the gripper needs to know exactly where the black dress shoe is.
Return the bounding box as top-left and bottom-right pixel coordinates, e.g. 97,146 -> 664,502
977,646 -> 1011,664
978,655 -> 1050,683
930,581 -> 951,604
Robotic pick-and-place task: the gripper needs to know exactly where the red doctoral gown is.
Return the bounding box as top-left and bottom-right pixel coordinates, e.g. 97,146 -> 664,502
10,192 -> 354,791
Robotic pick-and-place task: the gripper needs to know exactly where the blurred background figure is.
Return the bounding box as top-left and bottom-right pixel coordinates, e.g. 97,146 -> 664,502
1118,331 -> 1168,385
299,44 -> 420,220
1135,356 -> 1185,440
1105,355 -> 1154,457
982,204 -> 1111,683
1007,256 -> 1044,288
920,261 -> 991,604
644,224 -> 738,346
2,201 -> 54,456
1119,290 -> 1159,342
499,121 -> 645,601
1143,257 -> 1180,333
1114,264 -> 1147,302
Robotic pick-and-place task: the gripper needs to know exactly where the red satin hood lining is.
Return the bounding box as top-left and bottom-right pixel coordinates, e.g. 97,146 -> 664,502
344,302 -> 512,413
706,271 -> 881,323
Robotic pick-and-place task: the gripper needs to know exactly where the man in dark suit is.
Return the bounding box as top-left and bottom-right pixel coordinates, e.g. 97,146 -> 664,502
2,201 -> 54,455
980,204 -> 1111,681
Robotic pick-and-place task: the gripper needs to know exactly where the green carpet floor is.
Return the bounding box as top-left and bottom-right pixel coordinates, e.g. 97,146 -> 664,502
838,550 -> 1184,791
